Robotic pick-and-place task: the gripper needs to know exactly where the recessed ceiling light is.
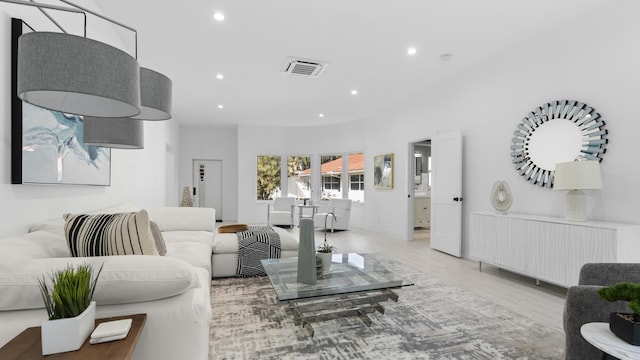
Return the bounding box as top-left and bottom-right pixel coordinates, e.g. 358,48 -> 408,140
407,47 -> 417,55
319,113 -> 324,118
217,104 -> 224,109
213,12 -> 225,21
351,89 -> 358,95
216,73 -> 224,80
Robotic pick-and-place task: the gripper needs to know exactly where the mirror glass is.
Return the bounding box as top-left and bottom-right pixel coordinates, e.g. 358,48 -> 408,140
527,120 -> 583,170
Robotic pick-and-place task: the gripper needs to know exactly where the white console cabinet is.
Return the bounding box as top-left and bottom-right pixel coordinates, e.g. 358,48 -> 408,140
470,212 -> 640,287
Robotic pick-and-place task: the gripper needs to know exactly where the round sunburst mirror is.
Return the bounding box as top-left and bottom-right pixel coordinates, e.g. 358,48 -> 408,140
511,100 -> 608,188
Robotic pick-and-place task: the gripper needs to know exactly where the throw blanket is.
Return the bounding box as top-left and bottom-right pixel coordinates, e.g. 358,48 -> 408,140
236,226 -> 281,277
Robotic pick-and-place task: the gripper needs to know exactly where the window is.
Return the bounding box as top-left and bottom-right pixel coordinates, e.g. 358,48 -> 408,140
320,155 -> 342,200
323,176 -> 341,190
257,152 -> 364,202
350,174 -> 364,190
287,156 -> 311,199
347,152 -> 364,203
256,155 -> 281,200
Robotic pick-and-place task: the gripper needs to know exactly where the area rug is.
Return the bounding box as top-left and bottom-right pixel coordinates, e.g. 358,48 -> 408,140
209,256 -> 564,359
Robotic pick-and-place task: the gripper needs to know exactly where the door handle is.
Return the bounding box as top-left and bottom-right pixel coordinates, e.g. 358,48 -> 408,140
453,197 -> 463,202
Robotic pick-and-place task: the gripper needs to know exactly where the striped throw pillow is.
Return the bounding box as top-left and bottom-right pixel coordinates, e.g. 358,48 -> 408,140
64,210 -> 158,257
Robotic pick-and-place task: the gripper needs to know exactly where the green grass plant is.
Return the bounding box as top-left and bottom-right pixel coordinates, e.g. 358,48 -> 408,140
38,263 -> 103,320
598,282 -> 640,316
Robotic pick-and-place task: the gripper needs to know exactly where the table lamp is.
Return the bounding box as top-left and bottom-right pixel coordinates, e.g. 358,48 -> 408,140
554,160 -> 602,221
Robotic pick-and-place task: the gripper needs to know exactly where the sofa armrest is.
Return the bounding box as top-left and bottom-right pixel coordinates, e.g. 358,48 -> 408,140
579,263 -> 640,286
564,285 -> 629,360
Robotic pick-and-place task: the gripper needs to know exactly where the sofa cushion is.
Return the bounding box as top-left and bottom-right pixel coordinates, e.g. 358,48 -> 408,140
161,230 -> 213,247
147,207 -> 215,232
150,221 -> 167,256
165,242 -> 212,274
0,256 -> 198,311
0,231 -> 69,262
29,219 -> 65,235
64,210 -> 158,256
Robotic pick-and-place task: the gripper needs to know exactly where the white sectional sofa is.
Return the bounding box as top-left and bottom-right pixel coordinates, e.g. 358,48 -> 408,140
0,204 -> 215,360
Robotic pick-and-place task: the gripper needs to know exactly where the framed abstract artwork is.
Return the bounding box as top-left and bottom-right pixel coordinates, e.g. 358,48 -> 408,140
373,153 -> 394,189
11,18 -> 111,186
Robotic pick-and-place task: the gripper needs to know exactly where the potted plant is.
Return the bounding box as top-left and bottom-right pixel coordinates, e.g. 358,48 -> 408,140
598,282 -> 640,345
38,263 -> 103,355
316,239 -> 337,274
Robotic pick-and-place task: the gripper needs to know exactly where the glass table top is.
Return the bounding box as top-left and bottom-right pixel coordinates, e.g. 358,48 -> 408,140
261,253 -> 414,302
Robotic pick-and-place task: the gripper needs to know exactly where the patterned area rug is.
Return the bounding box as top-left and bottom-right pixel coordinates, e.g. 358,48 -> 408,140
209,256 -> 564,360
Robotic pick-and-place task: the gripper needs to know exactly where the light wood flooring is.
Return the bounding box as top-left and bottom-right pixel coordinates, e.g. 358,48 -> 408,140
309,226 -> 567,332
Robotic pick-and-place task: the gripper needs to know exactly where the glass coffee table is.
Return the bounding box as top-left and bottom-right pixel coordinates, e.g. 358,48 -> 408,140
261,253 -> 414,336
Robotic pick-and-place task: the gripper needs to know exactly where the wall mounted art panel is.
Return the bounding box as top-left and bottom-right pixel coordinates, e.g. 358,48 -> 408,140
373,153 -> 394,190
11,18 -> 110,186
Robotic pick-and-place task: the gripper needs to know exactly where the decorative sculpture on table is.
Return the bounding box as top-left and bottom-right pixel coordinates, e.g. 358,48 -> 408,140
180,186 -> 193,207
297,219 -> 317,285
490,180 -> 513,214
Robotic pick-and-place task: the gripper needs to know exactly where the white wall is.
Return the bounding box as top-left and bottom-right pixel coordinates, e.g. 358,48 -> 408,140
0,7 -> 179,236
362,0 -> 640,254
178,125 -> 238,221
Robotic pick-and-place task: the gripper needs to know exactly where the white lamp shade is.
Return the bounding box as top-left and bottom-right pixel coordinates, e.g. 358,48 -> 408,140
17,32 -> 141,118
553,161 -> 603,190
131,67 -> 173,120
83,117 -> 144,149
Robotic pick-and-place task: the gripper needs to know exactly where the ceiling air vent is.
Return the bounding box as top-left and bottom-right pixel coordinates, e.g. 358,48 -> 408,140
281,57 -> 328,78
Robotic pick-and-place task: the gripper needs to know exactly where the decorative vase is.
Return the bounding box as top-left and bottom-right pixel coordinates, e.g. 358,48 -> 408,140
316,252 -> 332,273
297,219 -> 317,285
490,180 -> 513,214
41,301 -> 96,355
180,186 -> 193,207
609,312 -> 640,345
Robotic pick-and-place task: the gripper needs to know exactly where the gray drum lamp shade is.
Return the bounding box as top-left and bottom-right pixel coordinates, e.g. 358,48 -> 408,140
17,32 -> 141,118
132,67 -> 173,120
83,117 -> 144,149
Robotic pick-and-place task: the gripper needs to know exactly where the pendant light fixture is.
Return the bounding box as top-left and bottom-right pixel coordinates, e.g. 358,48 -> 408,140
83,117 -> 144,149
58,0 -> 173,121
3,0 -> 142,118
18,31 -> 141,118
132,67 -> 173,120
3,0 -> 174,149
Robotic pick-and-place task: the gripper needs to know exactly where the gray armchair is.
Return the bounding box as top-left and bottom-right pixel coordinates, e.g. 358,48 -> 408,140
564,263 -> 640,360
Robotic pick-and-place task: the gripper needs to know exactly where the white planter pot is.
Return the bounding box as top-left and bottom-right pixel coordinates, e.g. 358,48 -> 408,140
41,301 -> 96,355
316,252 -> 333,273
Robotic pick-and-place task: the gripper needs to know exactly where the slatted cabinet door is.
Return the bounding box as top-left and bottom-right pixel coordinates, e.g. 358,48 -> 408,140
470,212 -> 640,287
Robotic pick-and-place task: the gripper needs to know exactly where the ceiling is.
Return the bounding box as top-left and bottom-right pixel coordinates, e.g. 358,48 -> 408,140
13,0 -> 613,127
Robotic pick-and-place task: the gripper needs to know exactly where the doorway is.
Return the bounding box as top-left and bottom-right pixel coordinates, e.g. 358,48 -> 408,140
409,139 -> 431,242
192,159 -> 223,221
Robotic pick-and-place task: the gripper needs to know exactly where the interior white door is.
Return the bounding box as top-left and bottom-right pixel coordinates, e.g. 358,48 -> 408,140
430,130 -> 463,257
193,160 -> 223,221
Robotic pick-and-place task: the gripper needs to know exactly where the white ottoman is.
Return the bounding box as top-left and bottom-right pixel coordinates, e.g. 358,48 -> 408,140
211,226 -> 299,278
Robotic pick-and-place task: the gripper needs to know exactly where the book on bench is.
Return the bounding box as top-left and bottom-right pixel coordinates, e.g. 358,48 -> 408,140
89,318 -> 132,344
